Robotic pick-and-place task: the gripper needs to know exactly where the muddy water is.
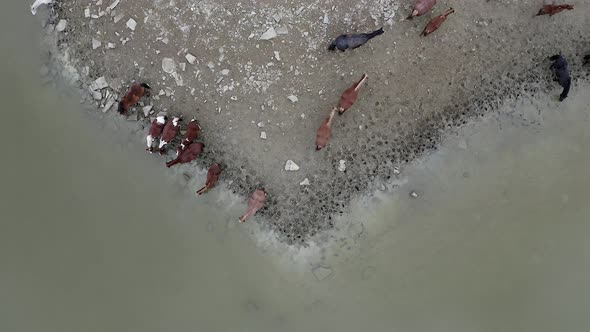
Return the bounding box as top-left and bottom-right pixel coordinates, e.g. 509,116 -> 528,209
2,2 -> 590,332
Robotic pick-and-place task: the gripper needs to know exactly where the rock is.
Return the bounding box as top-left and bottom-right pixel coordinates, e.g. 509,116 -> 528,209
410,191 -> 419,198
312,266 -> 333,281
55,19 -> 67,32
161,58 -> 176,73
91,90 -> 102,100
94,77 -> 108,90
260,132 -> 267,140
92,38 -> 102,50
102,97 -> 116,113
84,8 -> 90,18
113,13 -> 124,23
275,27 -> 289,35
179,63 -> 186,72
299,178 -> 310,186
31,0 -> 54,15
393,167 -> 400,174
156,111 -> 167,117
260,27 -> 277,40
185,53 -> 197,64
272,13 -> 282,23
285,160 -> 300,171
287,95 -> 298,103
221,69 -> 230,76
107,42 -> 116,49
172,72 -> 184,86
256,121 -> 265,128
338,160 -> 346,172
274,51 -> 281,61
126,18 -> 137,31
323,13 -> 329,24
142,105 -> 153,117
107,0 -> 120,11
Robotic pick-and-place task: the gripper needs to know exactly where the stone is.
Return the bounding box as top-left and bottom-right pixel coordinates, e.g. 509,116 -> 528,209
142,105 -> 153,117
31,0 -> 54,15
256,121 -> 264,128
312,266 -> 333,281
323,13 -> 329,24
260,132 -> 267,140
161,58 -> 176,73
91,90 -> 102,100
338,160 -> 346,172
274,51 -> 281,61
92,38 -> 102,50
410,191 -> 419,198
273,13 -> 282,23
287,95 -> 298,103
185,53 -> 197,64
55,19 -> 67,32
393,166 -> 400,174
179,63 -> 186,72
102,97 -> 116,113
260,27 -> 277,40
107,42 -> 116,49
126,18 -> 137,31
94,77 -> 108,90
107,0 -> 120,11
221,69 -> 230,75
285,160 -> 300,171
84,8 -> 90,18
275,27 -> 289,35
299,178 -> 310,186
113,13 -> 124,23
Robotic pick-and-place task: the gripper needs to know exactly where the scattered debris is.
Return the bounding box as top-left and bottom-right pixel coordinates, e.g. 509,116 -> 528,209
299,178 -> 310,186
285,160 -> 300,171
31,0 -> 54,15
161,58 -> 176,73
92,38 -> 102,50
142,105 -> 153,117
56,19 -> 67,32
287,95 -> 298,103
260,27 -> 277,40
260,132 -> 267,140
338,160 -> 346,172
312,266 -> 333,281
126,18 -> 137,31
185,53 -> 197,64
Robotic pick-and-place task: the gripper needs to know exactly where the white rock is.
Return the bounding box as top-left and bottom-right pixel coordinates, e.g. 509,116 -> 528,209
102,97 -> 116,113
276,27 -> 289,35
107,0 -> 120,11
312,266 -> 333,281
161,58 -> 176,73
113,13 -> 124,23
299,178 -> 310,186
142,105 -> 153,117
91,90 -> 102,100
273,13 -> 282,23
410,191 -> 419,198
287,95 -> 298,103
285,160 -> 300,171
256,121 -> 265,128
185,53 -> 197,64
31,0 -> 54,15
172,72 -> 184,86
323,13 -> 329,24
84,8 -> 91,18
94,77 -> 108,90
179,63 -> 186,72
274,51 -> 281,61
260,27 -> 277,40
393,167 -> 400,174
221,69 -> 230,75
260,132 -> 267,140
126,18 -> 137,31
56,19 -> 67,32
107,42 -> 115,49
92,38 -> 101,50
338,160 -> 346,172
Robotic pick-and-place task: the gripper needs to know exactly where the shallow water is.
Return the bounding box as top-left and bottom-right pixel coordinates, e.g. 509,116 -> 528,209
2,2 -> 590,332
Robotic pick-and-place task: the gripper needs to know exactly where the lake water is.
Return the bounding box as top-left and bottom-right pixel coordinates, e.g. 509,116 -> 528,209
2,2 -> 590,332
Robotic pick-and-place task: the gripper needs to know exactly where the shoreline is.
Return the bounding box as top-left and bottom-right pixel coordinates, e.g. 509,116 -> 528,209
37,0 -> 589,245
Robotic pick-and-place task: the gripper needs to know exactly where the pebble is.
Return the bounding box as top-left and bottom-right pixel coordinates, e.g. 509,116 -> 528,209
410,191 -> 419,198
185,53 -> 197,64
323,14 -> 329,24
126,18 -> 137,31
161,58 -> 176,73
113,13 -> 125,23
102,97 -> 116,113
275,27 -> 289,35
94,77 -> 108,90
56,19 -> 67,32
273,13 -> 282,23
221,69 -> 230,75
107,42 -> 116,49
92,38 -> 102,50
285,160 -> 300,171
312,266 -> 333,281
260,27 -> 277,40
257,121 -> 265,128
338,160 -> 346,172
287,95 -> 298,103
274,51 -> 281,61
260,132 -> 267,140
142,105 -> 153,117
299,178 -> 310,186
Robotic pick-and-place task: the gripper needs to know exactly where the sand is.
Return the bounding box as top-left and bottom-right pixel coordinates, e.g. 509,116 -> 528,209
36,0 -> 589,244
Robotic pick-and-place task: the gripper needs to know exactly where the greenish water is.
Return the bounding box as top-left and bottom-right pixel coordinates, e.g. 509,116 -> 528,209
1,2 -> 590,332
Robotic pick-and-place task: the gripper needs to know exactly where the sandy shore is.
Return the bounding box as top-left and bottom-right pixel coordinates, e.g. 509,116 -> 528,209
37,0 -> 589,244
